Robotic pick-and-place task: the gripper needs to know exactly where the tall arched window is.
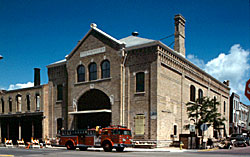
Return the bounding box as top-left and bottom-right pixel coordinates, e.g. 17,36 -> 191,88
1,98 -> 4,113
101,60 -> 110,79
198,89 -> 203,104
26,94 -> 30,111
136,72 -> 145,92
77,65 -> 85,82
16,94 -> 22,112
190,85 -> 196,102
89,62 -> 97,81
9,97 -> 12,112
36,93 -> 40,111
213,96 -> 217,110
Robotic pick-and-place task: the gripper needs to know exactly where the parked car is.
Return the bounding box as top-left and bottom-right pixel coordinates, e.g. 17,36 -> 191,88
229,134 -> 247,147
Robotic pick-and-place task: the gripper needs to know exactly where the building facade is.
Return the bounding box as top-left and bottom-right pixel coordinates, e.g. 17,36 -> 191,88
1,15 -> 231,146
230,93 -> 249,134
0,69 -> 49,144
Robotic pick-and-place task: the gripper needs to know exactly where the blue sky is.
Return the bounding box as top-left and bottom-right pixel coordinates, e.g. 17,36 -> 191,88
0,0 -> 249,104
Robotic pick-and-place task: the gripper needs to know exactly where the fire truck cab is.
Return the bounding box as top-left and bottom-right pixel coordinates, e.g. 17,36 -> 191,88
58,125 -> 133,152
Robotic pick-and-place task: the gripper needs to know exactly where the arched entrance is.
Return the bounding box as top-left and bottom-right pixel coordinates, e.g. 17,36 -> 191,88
76,89 -> 111,129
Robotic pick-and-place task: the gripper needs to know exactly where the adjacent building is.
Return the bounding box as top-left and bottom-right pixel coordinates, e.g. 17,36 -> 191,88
0,14 -> 231,146
230,93 -> 249,134
0,69 -> 49,144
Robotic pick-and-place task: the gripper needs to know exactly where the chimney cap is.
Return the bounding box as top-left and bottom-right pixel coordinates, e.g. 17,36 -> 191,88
174,14 -> 186,23
132,31 -> 139,36
90,23 -> 97,28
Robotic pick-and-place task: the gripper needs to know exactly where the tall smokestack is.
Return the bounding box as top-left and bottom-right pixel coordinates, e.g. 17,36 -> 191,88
34,68 -> 41,86
174,14 -> 186,57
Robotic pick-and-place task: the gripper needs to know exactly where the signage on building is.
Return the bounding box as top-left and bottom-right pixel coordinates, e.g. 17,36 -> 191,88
80,47 -> 106,58
245,79 -> 250,101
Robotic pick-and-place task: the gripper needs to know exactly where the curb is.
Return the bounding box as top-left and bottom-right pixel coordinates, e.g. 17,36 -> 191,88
197,148 -> 218,152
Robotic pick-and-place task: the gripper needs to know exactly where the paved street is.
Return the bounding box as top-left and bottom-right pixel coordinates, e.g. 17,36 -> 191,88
0,146 -> 250,157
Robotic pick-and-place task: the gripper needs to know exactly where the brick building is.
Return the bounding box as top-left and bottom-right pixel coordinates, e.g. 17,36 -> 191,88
0,69 -> 49,144
0,14 -> 230,146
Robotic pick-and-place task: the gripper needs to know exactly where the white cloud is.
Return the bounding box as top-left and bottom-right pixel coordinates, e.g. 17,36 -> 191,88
188,44 -> 250,103
187,54 -> 205,69
8,82 -> 34,90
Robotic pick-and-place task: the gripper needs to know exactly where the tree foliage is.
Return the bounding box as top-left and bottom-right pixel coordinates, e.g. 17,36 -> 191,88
185,97 -> 226,133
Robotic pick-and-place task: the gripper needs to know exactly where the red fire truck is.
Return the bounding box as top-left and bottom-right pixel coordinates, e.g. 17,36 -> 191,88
58,125 -> 133,152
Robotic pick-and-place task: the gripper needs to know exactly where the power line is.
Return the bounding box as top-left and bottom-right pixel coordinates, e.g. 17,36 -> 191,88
159,34 -> 174,41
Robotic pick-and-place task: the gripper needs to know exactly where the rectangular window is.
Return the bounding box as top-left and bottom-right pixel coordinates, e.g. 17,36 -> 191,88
135,114 -> 145,135
57,118 -> 62,134
174,125 -> 177,135
57,84 -> 63,101
136,72 -> 145,92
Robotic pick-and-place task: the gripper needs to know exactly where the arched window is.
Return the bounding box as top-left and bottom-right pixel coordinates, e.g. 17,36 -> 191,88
89,62 -> 97,81
77,65 -> 85,82
213,96 -> 216,110
26,94 -> 30,111
190,85 -> 195,102
101,60 -> 110,79
9,97 -> 12,112
1,98 -> 4,113
136,72 -> 145,92
174,125 -> 177,135
36,93 -> 40,111
16,94 -> 22,112
198,89 -> 203,104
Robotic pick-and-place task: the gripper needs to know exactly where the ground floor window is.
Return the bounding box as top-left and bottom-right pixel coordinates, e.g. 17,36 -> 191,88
134,114 -> 145,136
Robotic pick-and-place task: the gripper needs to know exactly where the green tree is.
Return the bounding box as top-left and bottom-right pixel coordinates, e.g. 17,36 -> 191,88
186,97 -> 226,137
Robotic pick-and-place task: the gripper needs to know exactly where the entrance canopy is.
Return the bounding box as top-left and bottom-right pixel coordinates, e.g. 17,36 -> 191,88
69,109 -> 111,115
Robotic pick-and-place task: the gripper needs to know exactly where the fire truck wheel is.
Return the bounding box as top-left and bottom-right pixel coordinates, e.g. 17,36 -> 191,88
66,141 -> 76,150
116,147 -> 124,152
79,147 -> 88,151
103,142 -> 112,152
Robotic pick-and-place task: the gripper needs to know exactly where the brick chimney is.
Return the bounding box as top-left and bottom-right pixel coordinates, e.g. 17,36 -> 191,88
174,14 -> 186,57
223,80 -> 230,86
34,68 -> 41,86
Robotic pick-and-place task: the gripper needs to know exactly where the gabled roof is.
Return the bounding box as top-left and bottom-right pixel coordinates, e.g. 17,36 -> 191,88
66,23 -> 125,60
119,36 -> 155,48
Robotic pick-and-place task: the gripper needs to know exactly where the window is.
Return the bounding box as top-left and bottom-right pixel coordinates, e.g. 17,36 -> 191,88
57,118 -> 62,134
26,95 -> 30,111
57,84 -> 63,101
9,97 -> 12,112
77,65 -> 85,82
213,96 -> 216,110
224,101 -> 226,113
16,95 -> 22,112
190,85 -> 195,102
135,114 -> 145,135
174,125 -> 177,136
101,60 -> 110,78
1,98 -> 4,113
198,89 -> 203,104
89,63 -> 97,81
36,94 -> 40,111
136,72 -> 145,92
